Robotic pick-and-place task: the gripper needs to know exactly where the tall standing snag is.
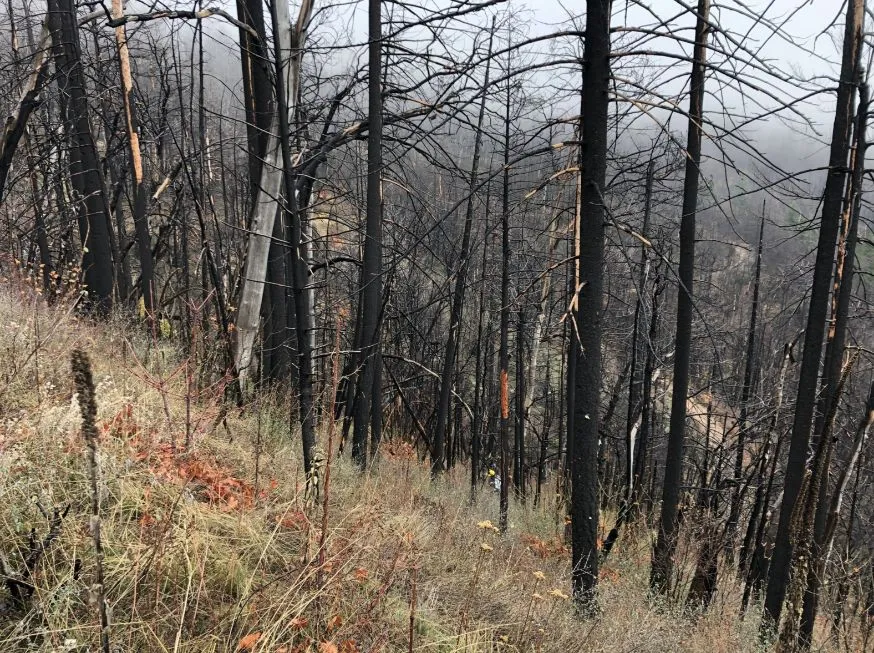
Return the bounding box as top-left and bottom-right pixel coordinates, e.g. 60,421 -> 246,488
47,0 -> 115,311
268,0 -> 318,478
569,0 -> 611,604
763,0 -> 865,630
650,0 -> 710,595
352,0 -> 384,467
798,77 -> 870,648
725,208 -> 765,561
71,350 -> 110,653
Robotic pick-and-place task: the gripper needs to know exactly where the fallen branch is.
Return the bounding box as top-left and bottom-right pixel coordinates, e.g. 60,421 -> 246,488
1,503 -> 70,608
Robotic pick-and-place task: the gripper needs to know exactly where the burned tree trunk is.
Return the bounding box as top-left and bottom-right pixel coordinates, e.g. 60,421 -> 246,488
798,79 -> 869,649
763,0 -> 864,630
352,0 -> 384,467
47,0 -> 115,311
498,53 -> 512,532
651,0 -> 709,594
569,0 -> 611,605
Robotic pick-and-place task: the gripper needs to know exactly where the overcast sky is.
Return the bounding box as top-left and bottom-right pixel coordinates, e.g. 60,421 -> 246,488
199,0 -> 856,178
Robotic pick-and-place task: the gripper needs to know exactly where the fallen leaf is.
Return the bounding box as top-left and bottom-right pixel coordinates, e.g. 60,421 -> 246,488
319,643 -> 339,653
289,616 -> 308,631
238,632 -> 262,651
326,614 -> 343,630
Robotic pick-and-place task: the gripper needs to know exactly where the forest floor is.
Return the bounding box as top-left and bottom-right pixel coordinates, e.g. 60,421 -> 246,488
0,283 -> 855,652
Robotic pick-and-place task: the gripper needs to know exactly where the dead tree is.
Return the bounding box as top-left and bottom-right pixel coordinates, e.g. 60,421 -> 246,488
651,0 -> 710,595
763,0 -> 865,630
569,0 -> 611,605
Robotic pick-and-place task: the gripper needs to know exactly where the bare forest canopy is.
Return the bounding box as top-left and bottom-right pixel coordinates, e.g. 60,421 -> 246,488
0,0 -> 873,651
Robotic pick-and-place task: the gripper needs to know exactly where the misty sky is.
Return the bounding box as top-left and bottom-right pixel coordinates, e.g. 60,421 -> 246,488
198,0 -> 857,183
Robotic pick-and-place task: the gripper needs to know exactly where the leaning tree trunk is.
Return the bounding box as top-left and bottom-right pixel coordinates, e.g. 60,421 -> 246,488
47,0 -> 115,312
432,23 -> 494,475
514,307 -> 526,501
570,0 -> 610,606
798,79 -> 869,650
0,19 -> 51,205
763,0 -> 864,630
236,0 -> 293,385
823,380 -> 873,563
234,0 -> 313,393
741,338 -> 796,613
650,0 -> 709,595
631,265 -> 663,520
777,354 -> 857,653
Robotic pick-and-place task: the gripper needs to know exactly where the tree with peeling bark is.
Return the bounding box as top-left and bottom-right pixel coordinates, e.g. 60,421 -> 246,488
234,0 -> 314,394
111,0 -> 155,316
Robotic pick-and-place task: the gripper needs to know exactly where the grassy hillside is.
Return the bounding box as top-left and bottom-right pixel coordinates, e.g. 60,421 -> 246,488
0,282 -> 832,652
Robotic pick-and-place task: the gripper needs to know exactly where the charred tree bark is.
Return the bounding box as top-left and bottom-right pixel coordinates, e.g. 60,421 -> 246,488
470,204 -> 492,500
798,80 -> 869,649
352,0 -> 384,467
234,0 -> 312,392
235,0 -> 292,385
631,266 -> 663,519
0,21 -> 51,205
741,339 -> 795,613
763,0 -> 864,630
823,380 -> 873,563
236,0 -> 272,198
268,0 -> 317,475
515,307 -> 526,500
498,51 -> 511,532
570,0 -> 610,605
47,0 -> 115,311
625,159 -> 653,499
111,0 -> 155,315
651,0 -> 709,595
777,354 -> 857,652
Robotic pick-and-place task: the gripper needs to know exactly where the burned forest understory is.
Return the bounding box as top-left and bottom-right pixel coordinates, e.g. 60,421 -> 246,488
0,0 -> 873,651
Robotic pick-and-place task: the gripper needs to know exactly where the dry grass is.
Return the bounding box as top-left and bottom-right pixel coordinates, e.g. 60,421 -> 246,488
0,282 -> 861,652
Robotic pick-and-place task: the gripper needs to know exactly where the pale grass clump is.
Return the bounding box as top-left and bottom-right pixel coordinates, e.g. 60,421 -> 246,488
0,282 -> 856,652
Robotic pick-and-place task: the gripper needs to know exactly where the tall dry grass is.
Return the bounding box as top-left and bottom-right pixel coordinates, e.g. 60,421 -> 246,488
0,282 -> 862,652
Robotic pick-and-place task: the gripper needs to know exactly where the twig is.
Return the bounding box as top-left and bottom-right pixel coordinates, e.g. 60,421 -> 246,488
317,313 -> 343,587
